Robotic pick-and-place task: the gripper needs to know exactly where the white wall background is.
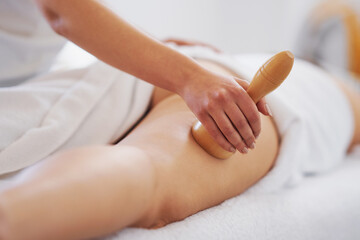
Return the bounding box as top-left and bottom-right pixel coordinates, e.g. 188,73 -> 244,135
106,0 -> 329,54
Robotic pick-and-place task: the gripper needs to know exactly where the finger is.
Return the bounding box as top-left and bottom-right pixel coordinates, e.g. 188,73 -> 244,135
256,97 -> 272,116
236,94 -> 261,139
234,77 -> 250,90
232,79 -> 262,138
211,111 -> 249,154
225,104 -> 255,150
199,114 -> 236,153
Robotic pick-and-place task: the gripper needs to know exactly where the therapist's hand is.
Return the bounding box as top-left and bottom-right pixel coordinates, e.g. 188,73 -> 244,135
181,69 -> 270,154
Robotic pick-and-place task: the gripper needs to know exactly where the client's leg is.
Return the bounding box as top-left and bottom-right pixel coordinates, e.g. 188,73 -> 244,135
0,146 -> 160,239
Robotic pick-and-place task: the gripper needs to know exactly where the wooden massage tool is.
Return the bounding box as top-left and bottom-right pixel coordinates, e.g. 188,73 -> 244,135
191,51 -> 294,159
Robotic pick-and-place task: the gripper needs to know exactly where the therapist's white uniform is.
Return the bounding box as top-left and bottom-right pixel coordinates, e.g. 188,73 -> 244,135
0,0 -> 66,87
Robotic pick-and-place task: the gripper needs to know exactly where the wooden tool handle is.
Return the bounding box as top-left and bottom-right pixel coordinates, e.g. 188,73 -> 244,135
192,51 -> 294,159
247,50 -> 294,103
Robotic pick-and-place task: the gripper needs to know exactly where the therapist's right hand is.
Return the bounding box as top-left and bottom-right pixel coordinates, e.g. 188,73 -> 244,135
180,69 -> 270,154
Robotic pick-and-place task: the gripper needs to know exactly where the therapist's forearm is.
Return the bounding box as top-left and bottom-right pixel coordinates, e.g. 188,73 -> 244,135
35,0 -> 203,94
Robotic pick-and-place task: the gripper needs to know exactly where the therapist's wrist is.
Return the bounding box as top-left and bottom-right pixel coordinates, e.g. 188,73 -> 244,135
151,42 -> 206,96
172,57 -> 208,97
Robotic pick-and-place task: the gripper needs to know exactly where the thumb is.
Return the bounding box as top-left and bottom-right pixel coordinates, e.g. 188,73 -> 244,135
257,97 -> 272,116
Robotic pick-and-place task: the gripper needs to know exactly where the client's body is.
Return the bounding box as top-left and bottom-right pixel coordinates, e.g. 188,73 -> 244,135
0,59 -> 359,240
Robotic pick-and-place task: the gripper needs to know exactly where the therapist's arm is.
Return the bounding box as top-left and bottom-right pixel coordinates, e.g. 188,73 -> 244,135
35,0 -> 270,153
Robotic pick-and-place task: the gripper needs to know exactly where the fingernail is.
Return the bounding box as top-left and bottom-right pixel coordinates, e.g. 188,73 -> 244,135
241,147 -> 248,154
265,104 -> 273,117
230,147 -> 236,153
250,142 -> 255,149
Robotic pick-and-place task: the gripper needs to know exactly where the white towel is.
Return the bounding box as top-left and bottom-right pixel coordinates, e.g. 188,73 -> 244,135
0,61 -> 154,176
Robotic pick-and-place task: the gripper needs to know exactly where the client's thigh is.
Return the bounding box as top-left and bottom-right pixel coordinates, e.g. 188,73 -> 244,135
120,94 -> 279,226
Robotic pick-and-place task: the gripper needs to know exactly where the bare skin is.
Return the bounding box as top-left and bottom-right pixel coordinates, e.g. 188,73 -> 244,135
0,60 -> 359,240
